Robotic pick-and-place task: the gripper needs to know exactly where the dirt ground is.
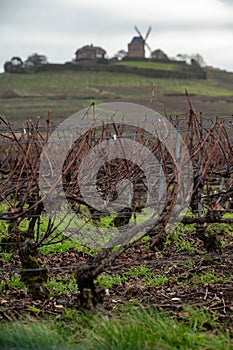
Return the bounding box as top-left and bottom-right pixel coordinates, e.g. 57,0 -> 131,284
1,228 -> 233,333
104,85 -> 233,118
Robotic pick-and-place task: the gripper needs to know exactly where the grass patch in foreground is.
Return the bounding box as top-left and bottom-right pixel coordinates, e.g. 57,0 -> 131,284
80,307 -> 231,350
0,306 -> 231,350
0,322 -> 67,350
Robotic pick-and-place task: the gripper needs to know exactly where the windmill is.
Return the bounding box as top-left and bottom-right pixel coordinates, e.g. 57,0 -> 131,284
128,26 -> 152,58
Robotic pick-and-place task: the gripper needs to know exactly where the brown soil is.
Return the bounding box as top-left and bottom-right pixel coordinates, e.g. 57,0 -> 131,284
104,85 -> 233,118
1,229 -> 233,333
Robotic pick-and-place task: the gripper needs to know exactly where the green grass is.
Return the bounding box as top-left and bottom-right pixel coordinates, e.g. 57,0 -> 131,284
0,71 -> 150,93
207,221 -> 233,235
116,60 -> 177,71
0,274 -> 26,292
46,275 -> 78,296
166,224 -> 201,254
39,239 -> 88,255
8,274 -> 26,289
98,265 -> 169,289
0,322 -> 67,350
0,252 -> 12,262
180,259 -> 196,269
0,306 -> 231,350
1,70 -> 232,97
126,265 -> 169,287
80,307 -> 231,350
191,271 -> 232,285
0,280 -> 4,291
98,273 -> 127,288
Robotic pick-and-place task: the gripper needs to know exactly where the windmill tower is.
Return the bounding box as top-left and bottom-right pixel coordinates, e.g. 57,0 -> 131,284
128,26 -> 152,58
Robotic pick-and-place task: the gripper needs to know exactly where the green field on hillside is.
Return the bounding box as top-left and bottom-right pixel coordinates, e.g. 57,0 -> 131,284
116,60 -> 177,71
0,68 -> 232,126
1,70 -> 232,96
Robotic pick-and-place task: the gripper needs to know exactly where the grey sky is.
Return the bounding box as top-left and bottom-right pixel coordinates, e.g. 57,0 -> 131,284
1,0 -> 233,72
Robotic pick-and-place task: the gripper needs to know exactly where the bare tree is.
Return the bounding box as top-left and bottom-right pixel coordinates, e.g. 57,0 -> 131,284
114,50 -> 128,60
176,53 -> 206,67
4,57 -> 25,73
24,53 -> 48,68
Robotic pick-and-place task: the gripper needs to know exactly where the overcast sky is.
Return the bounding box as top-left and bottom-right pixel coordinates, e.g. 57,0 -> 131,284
1,0 -> 233,72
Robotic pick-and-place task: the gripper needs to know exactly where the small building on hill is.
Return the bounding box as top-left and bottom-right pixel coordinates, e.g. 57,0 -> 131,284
151,49 -> 169,61
75,44 -> 106,61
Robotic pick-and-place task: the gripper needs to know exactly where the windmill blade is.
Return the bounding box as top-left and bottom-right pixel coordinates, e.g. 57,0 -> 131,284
145,42 -> 152,55
145,26 -> 152,41
134,26 -> 144,40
